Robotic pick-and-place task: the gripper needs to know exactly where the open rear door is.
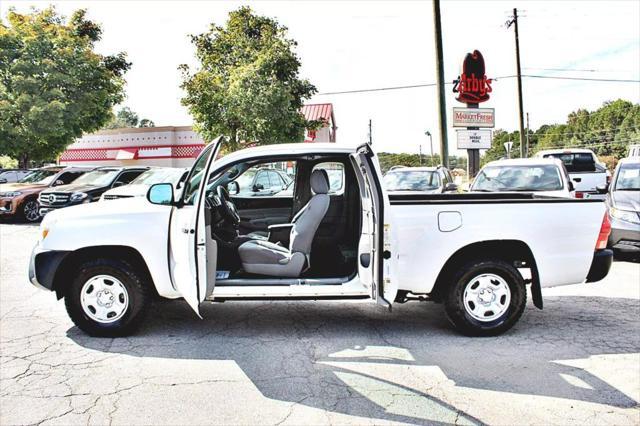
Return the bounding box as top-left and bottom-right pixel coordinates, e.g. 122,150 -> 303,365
168,136 -> 223,315
351,144 -> 398,308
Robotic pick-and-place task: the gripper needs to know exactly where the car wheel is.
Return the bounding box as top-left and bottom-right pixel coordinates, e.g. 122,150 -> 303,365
22,199 -> 41,222
444,259 -> 526,337
64,258 -> 151,337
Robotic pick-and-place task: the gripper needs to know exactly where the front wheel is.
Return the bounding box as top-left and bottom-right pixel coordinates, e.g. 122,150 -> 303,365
444,259 -> 526,337
64,258 -> 151,337
22,199 -> 41,222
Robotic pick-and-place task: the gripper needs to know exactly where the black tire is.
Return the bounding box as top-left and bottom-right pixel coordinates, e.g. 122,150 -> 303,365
21,198 -> 41,223
64,258 -> 151,337
444,259 -> 526,337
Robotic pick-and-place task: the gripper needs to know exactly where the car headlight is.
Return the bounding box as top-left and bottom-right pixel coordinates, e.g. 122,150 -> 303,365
70,192 -> 88,202
0,191 -> 22,198
610,207 -> 640,225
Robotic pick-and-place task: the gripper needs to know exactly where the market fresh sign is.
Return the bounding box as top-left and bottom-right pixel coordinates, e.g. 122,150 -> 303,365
452,107 -> 495,128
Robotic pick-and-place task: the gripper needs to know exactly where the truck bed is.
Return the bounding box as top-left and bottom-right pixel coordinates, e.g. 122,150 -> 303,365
387,192 -> 606,294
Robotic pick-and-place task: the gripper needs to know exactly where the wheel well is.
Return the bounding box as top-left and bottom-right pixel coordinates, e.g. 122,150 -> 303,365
430,240 -> 541,306
52,246 -> 157,300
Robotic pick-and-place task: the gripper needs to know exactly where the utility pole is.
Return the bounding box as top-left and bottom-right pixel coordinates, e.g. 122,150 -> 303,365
507,8 -> 526,158
419,145 -> 423,166
526,112 -> 530,157
432,0 -> 449,167
368,119 -> 372,145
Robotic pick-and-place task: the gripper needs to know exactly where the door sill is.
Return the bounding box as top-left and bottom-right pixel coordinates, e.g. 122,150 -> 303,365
206,295 -> 371,302
215,276 -> 350,287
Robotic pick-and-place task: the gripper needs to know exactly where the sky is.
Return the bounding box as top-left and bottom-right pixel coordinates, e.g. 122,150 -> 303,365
2,0 -> 639,156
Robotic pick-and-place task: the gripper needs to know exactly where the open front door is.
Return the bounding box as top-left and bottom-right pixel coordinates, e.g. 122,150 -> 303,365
351,144 -> 398,308
168,136 -> 223,315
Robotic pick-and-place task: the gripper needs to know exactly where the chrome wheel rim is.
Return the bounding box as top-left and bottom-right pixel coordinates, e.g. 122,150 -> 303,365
80,275 -> 129,324
24,201 -> 40,222
463,273 -> 511,322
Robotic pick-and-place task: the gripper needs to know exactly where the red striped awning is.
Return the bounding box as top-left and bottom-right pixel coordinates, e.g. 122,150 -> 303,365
301,103 -> 334,125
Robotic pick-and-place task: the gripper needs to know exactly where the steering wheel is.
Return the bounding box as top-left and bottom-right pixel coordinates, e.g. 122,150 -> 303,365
215,185 -> 240,227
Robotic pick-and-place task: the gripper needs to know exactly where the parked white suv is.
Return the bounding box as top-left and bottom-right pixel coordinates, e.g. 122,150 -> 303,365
29,140 -> 613,338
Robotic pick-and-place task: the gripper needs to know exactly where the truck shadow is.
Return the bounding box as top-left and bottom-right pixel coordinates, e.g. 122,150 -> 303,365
68,295 -> 640,424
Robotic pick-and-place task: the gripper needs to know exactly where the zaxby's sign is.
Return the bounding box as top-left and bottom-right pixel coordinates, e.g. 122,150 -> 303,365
452,50 -> 492,104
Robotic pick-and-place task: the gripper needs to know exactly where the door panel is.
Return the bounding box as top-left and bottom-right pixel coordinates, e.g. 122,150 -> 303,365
168,137 -> 222,315
232,195 -> 293,234
352,145 -> 398,307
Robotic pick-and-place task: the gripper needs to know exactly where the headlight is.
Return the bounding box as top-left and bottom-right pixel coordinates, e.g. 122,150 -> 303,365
70,192 -> 88,202
0,191 -> 22,198
610,207 -> 640,225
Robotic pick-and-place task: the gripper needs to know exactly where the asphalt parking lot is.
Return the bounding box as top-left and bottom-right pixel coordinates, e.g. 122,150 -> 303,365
1,222 -> 639,425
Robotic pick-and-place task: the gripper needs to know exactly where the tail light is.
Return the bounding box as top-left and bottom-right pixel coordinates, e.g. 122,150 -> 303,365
606,175 -> 612,185
595,213 -> 611,250
575,191 -> 584,199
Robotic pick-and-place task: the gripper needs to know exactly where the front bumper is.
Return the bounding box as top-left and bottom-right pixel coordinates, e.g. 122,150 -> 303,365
585,249 -> 614,283
28,244 -> 70,291
608,217 -> 640,253
0,198 -> 17,216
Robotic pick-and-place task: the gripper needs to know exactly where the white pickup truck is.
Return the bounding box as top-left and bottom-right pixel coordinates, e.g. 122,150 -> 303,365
29,141 -> 613,337
534,149 -> 610,199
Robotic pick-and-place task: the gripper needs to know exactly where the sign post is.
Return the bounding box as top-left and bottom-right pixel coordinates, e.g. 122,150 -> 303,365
504,141 -> 513,159
452,50 -> 494,178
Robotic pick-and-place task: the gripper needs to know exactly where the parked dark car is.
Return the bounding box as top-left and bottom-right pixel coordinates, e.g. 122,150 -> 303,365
0,169 -> 33,184
39,166 -> 148,216
602,156 -> 640,255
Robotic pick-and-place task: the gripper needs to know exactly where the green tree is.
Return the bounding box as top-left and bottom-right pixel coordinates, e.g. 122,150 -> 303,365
180,7 -> 318,150
104,106 -> 155,129
0,7 -> 130,167
0,155 -> 18,169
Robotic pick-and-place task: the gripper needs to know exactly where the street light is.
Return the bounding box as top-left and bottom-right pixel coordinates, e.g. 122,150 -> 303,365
425,131 -> 433,166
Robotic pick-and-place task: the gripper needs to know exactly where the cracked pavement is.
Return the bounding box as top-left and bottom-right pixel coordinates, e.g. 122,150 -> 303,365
1,223 -> 639,425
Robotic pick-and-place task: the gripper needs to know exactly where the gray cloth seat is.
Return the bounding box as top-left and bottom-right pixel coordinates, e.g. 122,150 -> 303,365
238,169 -> 330,277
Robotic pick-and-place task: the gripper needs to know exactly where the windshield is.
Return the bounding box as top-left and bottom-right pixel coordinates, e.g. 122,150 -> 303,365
615,163 -> 640,190
18,169 -> 59,185
543,153 -> 597,173
383,170 -> 440,191
132,168 -> 186,185
72,169 -> 120,186
472,165 -> 564,192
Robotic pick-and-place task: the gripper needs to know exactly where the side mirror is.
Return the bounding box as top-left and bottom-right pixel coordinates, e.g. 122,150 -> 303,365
227,181 -> 239,195
53,179 -> 65,186
568,181 -> 575,192
572,177 -> 582,183
147,183 -> 175,205
113,181 -> 125,188
252,183 -> 264,192
444,183 -> 458,192
596,184 -> 609,194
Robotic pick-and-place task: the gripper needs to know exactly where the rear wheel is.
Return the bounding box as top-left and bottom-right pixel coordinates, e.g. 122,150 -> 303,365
444,259 -> 526,336
22,199 -> 41,222
64,258 -> 151,337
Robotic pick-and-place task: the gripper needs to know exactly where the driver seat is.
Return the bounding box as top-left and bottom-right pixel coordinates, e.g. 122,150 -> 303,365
238,169 -> 330,277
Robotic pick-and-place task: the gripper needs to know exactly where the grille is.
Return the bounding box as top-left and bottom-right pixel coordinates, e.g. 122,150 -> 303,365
103,194 -> 134,200
39,192 -> 71,206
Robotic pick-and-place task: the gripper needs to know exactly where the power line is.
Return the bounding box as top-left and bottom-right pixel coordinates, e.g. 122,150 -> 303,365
523,74 -> 640,83
316,74 -> 639,96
